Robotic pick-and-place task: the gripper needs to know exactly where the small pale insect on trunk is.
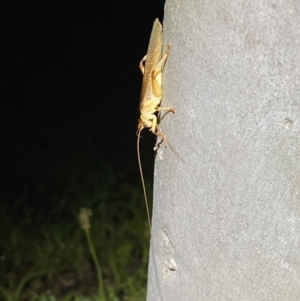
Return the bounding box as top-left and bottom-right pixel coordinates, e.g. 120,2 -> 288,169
137,18 -> 175,232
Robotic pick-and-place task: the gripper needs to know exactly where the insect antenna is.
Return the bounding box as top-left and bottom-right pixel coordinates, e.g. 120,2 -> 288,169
137,126 -> 152,233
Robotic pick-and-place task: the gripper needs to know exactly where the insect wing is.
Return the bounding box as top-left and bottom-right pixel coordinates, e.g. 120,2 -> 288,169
140,19 -> 163,105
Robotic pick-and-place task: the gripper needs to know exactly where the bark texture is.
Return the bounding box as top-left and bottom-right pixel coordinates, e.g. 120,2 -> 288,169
147,1 -> 300,300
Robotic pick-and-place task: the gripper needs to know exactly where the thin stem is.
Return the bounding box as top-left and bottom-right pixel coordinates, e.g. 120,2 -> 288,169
84,229 -> 105,300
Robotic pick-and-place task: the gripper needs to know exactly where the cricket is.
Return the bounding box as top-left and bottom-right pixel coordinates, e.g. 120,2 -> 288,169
137,18 -> 175,231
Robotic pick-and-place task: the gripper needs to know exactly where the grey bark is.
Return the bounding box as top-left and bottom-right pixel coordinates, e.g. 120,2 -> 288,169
147,1 -> 300,300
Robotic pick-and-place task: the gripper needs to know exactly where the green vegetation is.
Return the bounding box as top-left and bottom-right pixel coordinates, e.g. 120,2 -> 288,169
0,147 -> 152,301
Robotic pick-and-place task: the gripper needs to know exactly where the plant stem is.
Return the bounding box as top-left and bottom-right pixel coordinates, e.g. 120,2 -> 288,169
85,229 -> 105,300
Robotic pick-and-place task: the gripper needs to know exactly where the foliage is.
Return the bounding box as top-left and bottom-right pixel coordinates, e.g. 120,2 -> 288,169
0,147 -> 152,301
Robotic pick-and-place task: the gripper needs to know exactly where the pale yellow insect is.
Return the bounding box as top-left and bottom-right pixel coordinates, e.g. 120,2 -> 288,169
137,19 -> 175,231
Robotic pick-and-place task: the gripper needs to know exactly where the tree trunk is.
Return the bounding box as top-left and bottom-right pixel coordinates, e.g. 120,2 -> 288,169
147,1 -> 300,300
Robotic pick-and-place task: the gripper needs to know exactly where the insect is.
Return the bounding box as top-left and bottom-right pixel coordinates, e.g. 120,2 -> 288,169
137,19 -> 175,231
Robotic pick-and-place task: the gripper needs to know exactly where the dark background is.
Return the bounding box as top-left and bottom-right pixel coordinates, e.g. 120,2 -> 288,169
1,2 -> 166,207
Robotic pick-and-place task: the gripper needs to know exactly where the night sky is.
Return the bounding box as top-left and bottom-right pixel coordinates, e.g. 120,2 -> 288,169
1,2 -> 166,203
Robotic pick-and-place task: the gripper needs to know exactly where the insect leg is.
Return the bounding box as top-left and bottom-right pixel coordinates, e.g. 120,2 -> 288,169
152,43 -> 171,78
146,114 -> 168,147
139,55 -> 147,74
151,44 -> 171,97
156,107 -> 175,113
156,106 -> 175,123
